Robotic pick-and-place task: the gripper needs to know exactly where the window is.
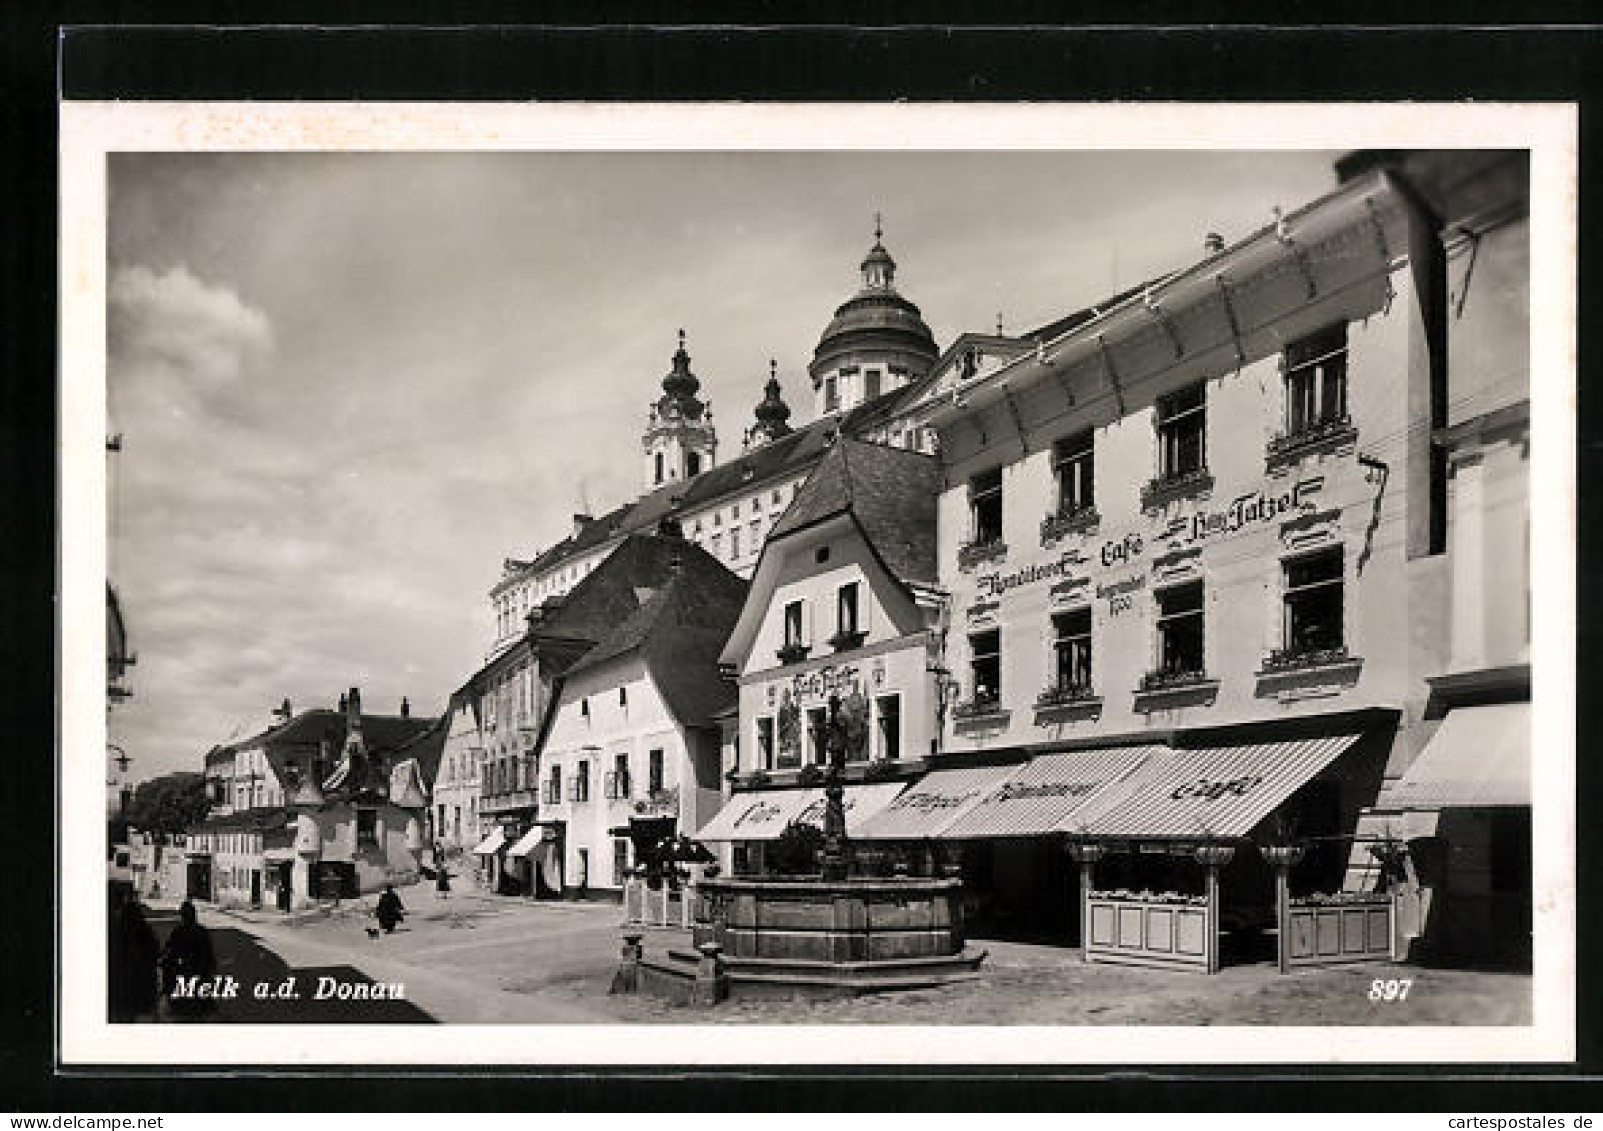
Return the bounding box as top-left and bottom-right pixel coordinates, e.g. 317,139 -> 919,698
732,502 -> 740,519
356,809 -> 378,849
1052,607 -> 1094,692
1156,383 -> 1207,480
749,519 -> 760,549
1156,581 -> 1205,676
865,368 -> 882,399
1053,431 -> 1096,514
613,839 -> 630,886
806,707 -> 828,765
824,375 -> 839,412
1284,324 -> 1349,435
783,600 -> 805,649
837,582 -> 860,636
970,468 -> 1003,545
730,527 -> 742,559
609,753 -> 630,799
648,748 -> 665,795
654,452 -> 664,484
547,763 -> 562,805
571,760 -> 590,803
875,695 -> 901,760
619,686 -> 628,710
755,717 -> 775,770
969,629 -> 1001,704
710,533 -> 722,558
453,806 -> 461,840
772,489 -> 782,505
687,451 -> 701,477
580,698 -> 589,720
1282,549 -> 1345,655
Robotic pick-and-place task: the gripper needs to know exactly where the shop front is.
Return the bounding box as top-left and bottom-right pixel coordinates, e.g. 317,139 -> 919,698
1065,731 -> 1392,974
471,826 -> 507,890
694,781 -> 907,875
505,821 -> 565,898
1367,700 -> 1531,969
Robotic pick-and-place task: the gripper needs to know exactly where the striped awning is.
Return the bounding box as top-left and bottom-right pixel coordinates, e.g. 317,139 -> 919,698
940,745 -> 1162,839
1068,734 -> 1363,840
471,827 -> 507,855
694,782 -> 909,842
505,827 -> 546,858
853,764 -> 1017,840
1383,702 -> 1529,809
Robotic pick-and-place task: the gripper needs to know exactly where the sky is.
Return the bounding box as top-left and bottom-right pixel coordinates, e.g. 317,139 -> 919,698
106,148 -> 1341,783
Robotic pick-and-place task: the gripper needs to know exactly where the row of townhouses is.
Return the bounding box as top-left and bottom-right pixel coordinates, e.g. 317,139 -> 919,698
174,149 -> 1531,969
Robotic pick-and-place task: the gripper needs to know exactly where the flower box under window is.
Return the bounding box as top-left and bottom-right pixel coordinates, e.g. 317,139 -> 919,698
1034,682 -> 1099,709
1040,504 -> 1100,545
1138,668 -> 1211,692
1260,644 -> 1352,673
957,538 -> 1008,571
1140,467 -> 1214,512
1265,415 -> 1358,469
776,642 -> 811,665
828,629 -> 867,652
953,694 -> 1005,720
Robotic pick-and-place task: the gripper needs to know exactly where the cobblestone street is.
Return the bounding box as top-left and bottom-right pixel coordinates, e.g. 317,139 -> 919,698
170,881 -> 1532,1027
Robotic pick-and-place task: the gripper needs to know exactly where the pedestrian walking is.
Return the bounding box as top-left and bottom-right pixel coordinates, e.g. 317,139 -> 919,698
375,884 -> 405,933
435,862 -> 451,899
158,900 -> 217,1021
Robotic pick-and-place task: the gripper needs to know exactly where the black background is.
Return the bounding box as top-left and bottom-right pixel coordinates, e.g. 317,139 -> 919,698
4,3 -> 1600,1113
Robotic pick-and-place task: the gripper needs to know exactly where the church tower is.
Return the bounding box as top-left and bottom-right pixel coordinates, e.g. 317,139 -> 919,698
642,330 -> 718,493
808,215 -> 939,418
743,359 -> 794,450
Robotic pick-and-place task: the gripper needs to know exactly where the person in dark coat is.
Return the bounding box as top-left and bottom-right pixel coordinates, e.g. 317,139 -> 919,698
375,884 -> 405,933
108,886 -> 159,1022
435,861 -> 451,898
158,900 -> 216,1020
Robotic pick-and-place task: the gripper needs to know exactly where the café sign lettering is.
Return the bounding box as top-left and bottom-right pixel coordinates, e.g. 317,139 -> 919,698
975,477 -> 1320,600
1168,775 -> 1264,802
789,664 -> 860,704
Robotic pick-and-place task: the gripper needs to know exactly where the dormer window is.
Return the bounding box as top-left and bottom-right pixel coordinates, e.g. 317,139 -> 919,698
687,451 -> 701,477
824,375 -> 839,413
864,368 -> 882,399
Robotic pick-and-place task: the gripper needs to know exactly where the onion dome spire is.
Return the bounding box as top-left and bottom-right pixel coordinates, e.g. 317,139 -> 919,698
750,358 -> 794,444
656,328 -> 707,420
860,212 -> 897,290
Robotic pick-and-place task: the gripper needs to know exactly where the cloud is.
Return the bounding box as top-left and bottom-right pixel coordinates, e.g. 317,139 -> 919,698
109,263 -> 274,394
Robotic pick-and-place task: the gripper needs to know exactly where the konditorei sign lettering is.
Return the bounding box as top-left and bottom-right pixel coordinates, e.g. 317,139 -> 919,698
974,477 -> 1322,602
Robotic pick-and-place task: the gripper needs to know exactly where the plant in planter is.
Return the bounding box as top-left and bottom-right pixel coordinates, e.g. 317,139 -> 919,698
768,820 -> 825,876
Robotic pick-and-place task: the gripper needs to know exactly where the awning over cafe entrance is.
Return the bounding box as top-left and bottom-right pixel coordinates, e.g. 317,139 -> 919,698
940,745 -> 1161,839
471,828 -> 507,855
1067,734 -> 1363,840
853,764 -> 1017,839
506,827 -> 547,858
1383,702 -> 1529,809
694,781 -> 909,842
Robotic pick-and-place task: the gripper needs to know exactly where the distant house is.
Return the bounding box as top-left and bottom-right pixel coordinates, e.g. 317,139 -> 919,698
183,689 -> 442,911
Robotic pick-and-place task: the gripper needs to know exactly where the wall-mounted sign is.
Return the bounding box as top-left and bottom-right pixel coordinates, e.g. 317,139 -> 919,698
790,664 -> 861,705
1168,775 -> 1264,802
1096,574 -> 1146,616
973,476 -> 1323,603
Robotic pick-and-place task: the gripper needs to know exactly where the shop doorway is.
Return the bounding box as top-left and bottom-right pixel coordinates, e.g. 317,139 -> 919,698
249,869 -> 262,908
959,837 -> 1075,944
275,862 -> 293,911
186,856 -> 212,902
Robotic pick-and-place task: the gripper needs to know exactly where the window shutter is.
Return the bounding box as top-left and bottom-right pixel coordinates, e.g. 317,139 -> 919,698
804,597 -> 814,645
858,581 -> 872,634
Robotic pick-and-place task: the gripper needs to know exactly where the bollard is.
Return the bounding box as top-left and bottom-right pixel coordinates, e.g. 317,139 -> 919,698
693,940 -> 729,1006
609,931 -> 645,995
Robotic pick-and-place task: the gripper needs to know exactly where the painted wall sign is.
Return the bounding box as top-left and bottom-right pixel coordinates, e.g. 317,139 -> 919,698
1096,574 -> 1145,616
790,664 -> 861,704
972,476 -> 1323,602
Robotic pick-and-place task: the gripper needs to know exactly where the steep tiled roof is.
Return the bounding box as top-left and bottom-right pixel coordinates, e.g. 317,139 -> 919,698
231,710 -> 435,758
770,436 -> 939,586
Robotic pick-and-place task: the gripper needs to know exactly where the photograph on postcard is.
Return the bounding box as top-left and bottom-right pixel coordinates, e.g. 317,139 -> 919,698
61,103 -> 1574,1064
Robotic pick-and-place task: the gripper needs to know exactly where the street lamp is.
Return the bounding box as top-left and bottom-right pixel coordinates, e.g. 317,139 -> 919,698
107,743 -> 133,817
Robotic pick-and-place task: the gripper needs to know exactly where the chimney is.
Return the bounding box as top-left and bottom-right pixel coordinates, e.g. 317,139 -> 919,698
573,513 -> 593,538
346,687 -> 362,729
337,692 -> 347,714
401,696 -> 411,719
1204,232 -> 1225,255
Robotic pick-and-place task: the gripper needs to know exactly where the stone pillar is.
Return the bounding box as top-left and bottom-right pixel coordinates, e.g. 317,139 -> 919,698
610,931 -> 645,995
693,941 -> 729,1006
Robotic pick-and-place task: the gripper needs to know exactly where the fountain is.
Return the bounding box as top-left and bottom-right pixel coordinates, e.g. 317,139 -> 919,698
635,694 -> 986,1002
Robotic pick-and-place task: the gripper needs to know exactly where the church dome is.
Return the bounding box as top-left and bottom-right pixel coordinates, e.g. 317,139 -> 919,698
810,223 -> 938,379
655,329 -> 707,421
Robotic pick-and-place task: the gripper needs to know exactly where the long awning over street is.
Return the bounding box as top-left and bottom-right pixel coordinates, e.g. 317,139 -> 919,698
1066,735 -> 1362,840
940,745 -> 1161,839
694,781 -> 909,842
852,764 -> 1017,840
1382,702 -> 1530,809
471,828 -> 507,855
